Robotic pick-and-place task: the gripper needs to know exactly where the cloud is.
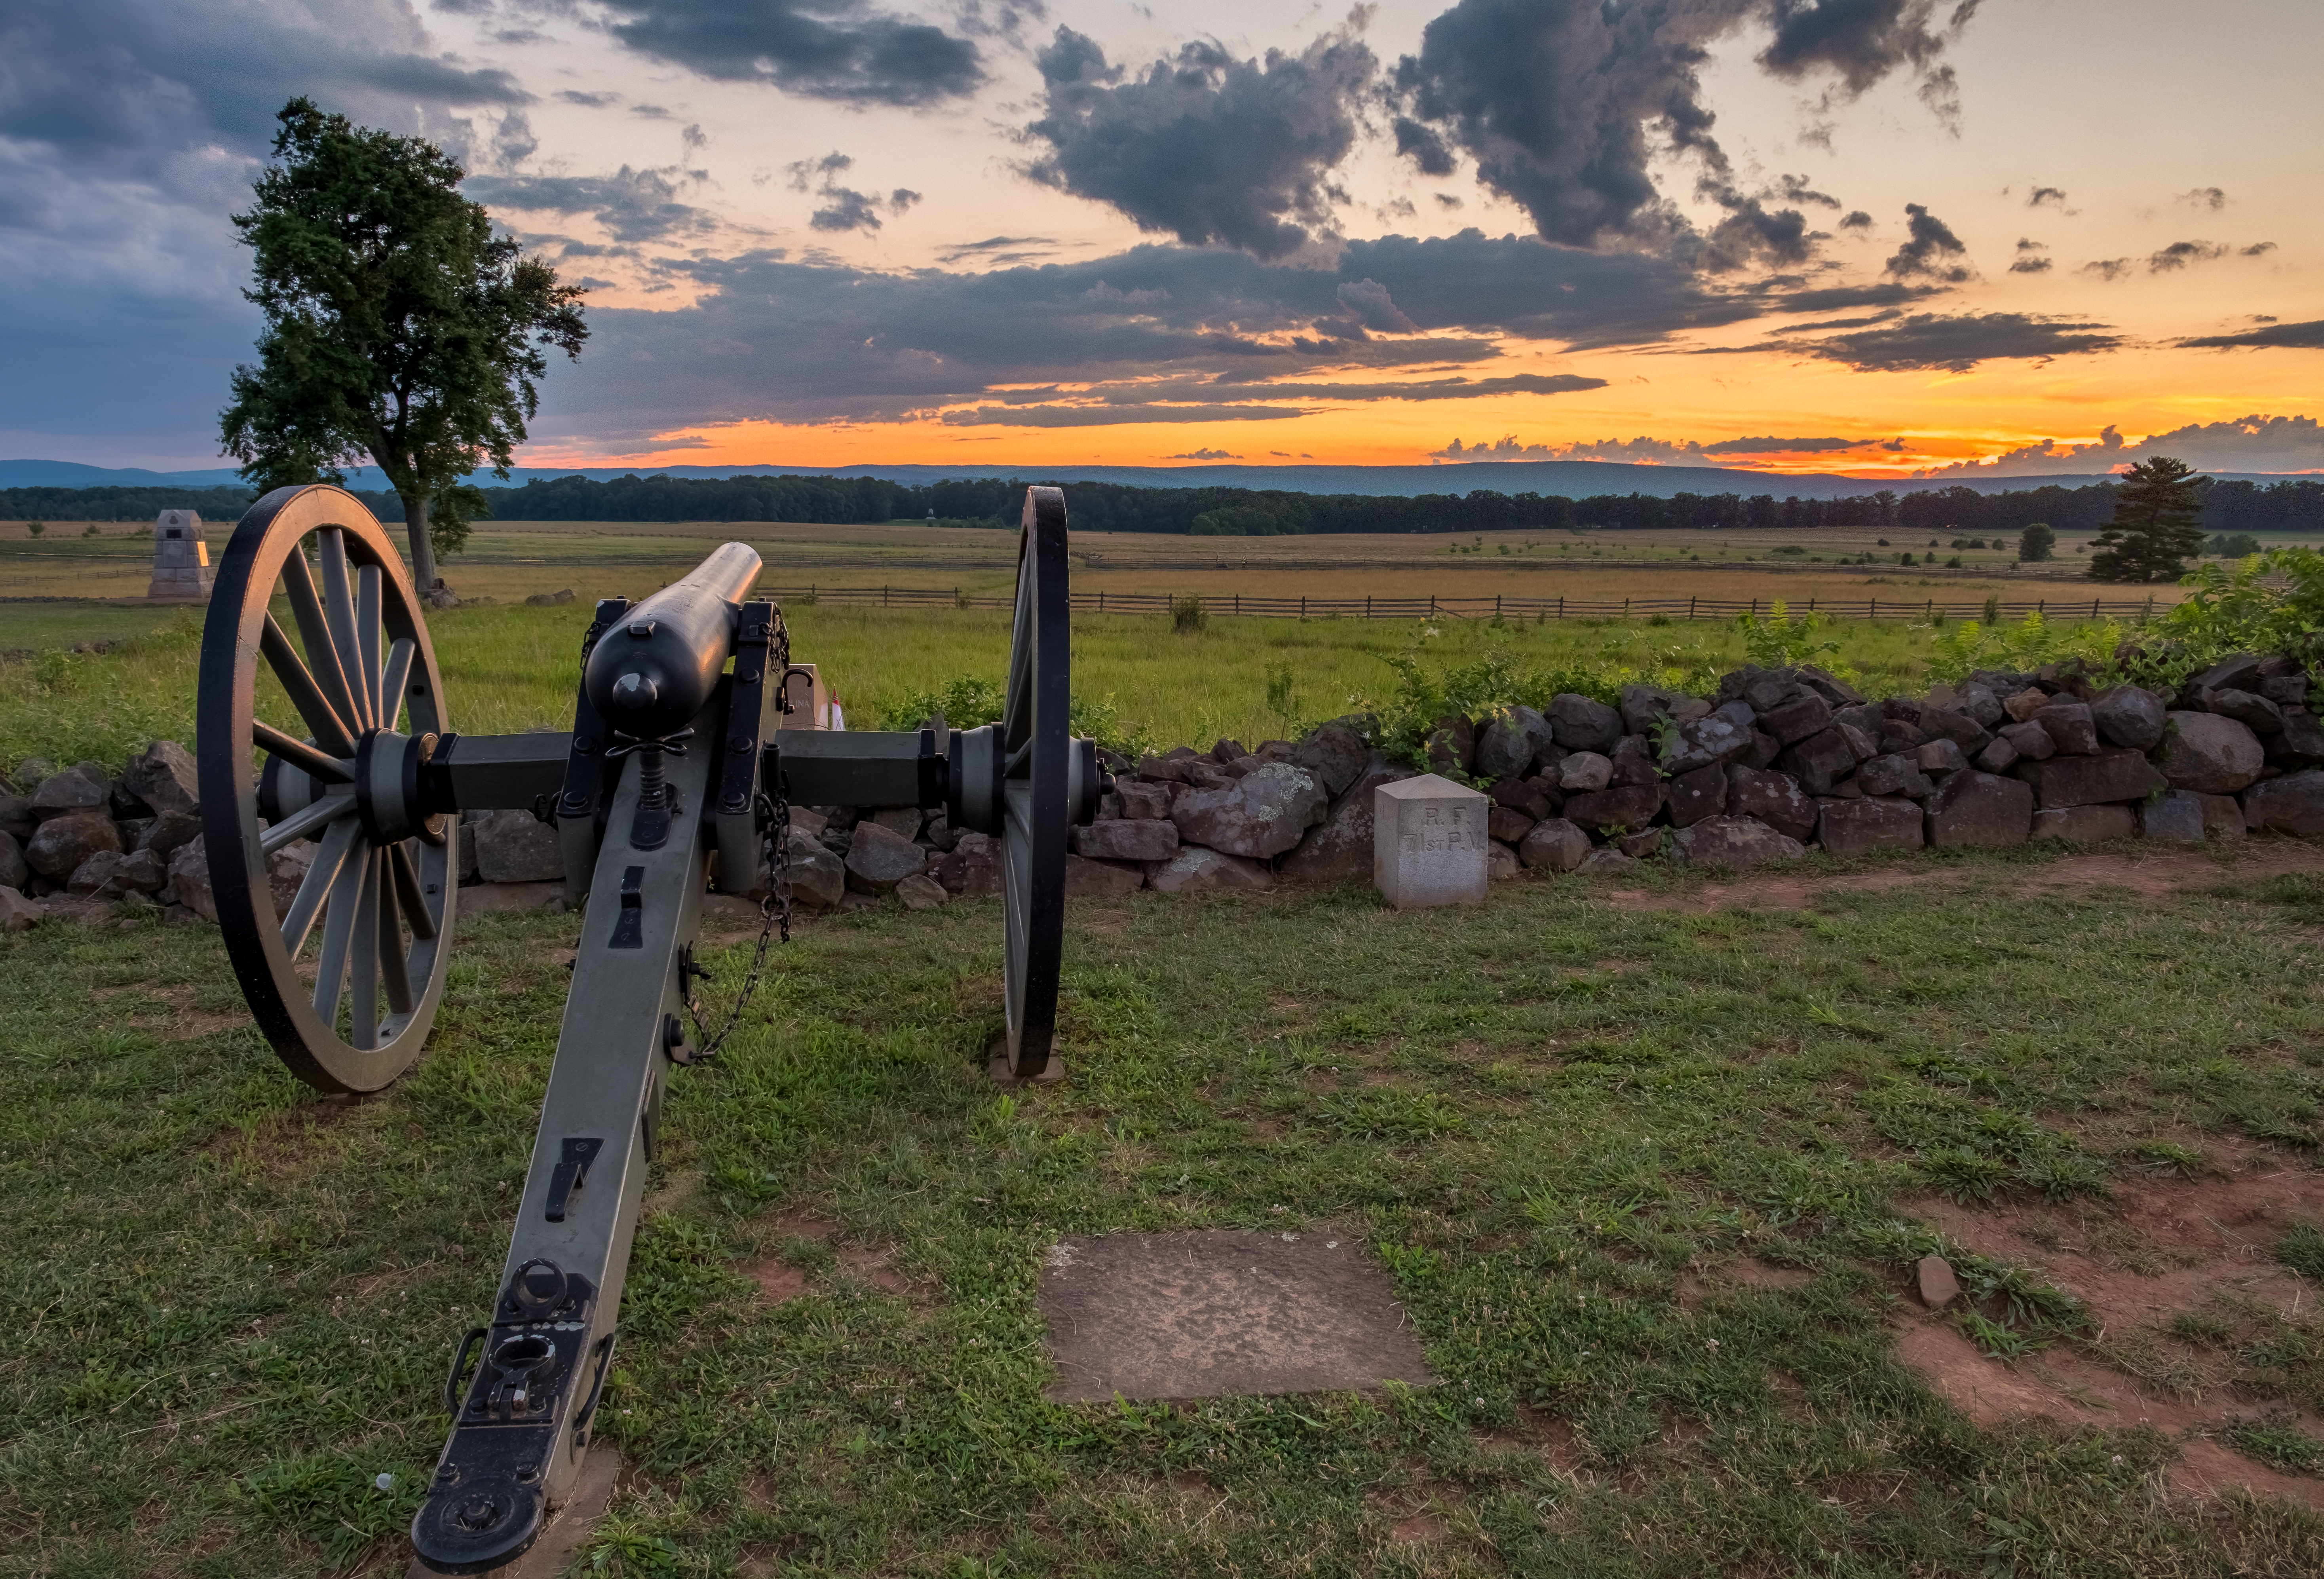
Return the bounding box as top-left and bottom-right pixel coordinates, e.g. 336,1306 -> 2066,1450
2178,319 -> 2324,351
1166,448 -> 1239,460
1883,203 -> 1970,281
2148,239 -> 2228,273
1776,174 -> 1843,209
783,151 -> 922,234
1838,209 -> 1873,229
1917,414 -> 2324,475
559,90 -> 621,108
935,234 -> 1060,265
599,0 -> 984,106
1334,279 -> 1420,334
940,403 -> 1310,427
2079,258 -> 2132,282
2026,185 -> 2066,208
1765,310 -> 2120,371
2009,238 -> 2050,274
1023,24 -> 1376,260
2178,186 -> 2227,210
2244,242 -> 2277,257
1758,0 -> 1983,129
1697,434 -> 1864,454
467,167 -> 716,243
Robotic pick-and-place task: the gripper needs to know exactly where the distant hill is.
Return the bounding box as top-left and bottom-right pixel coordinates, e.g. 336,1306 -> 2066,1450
9,455 -> 2314,504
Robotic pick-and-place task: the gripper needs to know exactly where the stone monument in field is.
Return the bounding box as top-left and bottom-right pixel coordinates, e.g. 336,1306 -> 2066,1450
146,510 -> 213,602
1374,773 -> 1489,907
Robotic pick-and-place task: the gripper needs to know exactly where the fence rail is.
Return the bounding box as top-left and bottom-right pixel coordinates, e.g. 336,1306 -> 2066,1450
753,584 -> 2164,623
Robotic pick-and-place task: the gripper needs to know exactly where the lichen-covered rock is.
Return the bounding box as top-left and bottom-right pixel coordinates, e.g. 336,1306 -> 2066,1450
1516,817 -> 1590,872
2245,770 -> 2324,836
2155,711 -> 2265,794
1144,846 -> 1275,893
1486,842 -> 1522,881
1171,762 -> 1328,859
1670,815 -> 1805,869
1548,693 -> 1623,752
1557,752 -> 1611,792
868,806 -> 923,841
1663,713 -> 1754,774
1280,762 -> 1412,884
1116,780 -> 1173,819
1926,771 -> 2033,848
1561,783 -> 1662,833
844,819 -> 927,893
1575,848 -> 1638,875
2017,749 -> 2168,808
1074,817 -> 1180,862
1726,766 -> 1817,841
1816,796 -> 1924,855
1856,753 -> 1933,799
783,828 -> 848,906
896,872 -> 949,909
1665,762 -> 1727,827
1289,723 -> 1370,796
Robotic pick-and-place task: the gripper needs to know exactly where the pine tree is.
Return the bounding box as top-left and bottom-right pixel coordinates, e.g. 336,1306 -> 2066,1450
2086,457 -> 2207,583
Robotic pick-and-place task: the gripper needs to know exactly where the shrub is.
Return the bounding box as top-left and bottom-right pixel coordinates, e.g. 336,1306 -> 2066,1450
25,520 -> 44,536
1170,595 -> 1207,634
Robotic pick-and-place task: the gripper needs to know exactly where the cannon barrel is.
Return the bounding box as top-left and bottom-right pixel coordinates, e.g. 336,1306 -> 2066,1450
582,542 -> 763,739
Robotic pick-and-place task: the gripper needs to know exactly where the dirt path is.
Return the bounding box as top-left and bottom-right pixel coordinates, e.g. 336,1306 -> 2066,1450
1602,842 -> 2324,915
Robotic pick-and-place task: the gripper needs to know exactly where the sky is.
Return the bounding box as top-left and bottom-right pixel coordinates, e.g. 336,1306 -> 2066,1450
2,0 -> 2320,479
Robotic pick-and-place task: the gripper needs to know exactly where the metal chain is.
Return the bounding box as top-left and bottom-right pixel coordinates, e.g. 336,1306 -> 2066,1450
682,614 -> 793,1062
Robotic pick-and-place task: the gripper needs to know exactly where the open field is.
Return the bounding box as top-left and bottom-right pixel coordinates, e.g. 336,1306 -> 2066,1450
6,845 -> 2324,1576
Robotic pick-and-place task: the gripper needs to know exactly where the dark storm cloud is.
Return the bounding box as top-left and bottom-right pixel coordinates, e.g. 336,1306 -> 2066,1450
1883,203 -> 1971,281
2177,319 -> 2324,351
1393,118 -> 1458,177
599,0 -> 985,106
1022,25 -> 1376,259
1765,310 -> 2120,371
466,169 -> 716,243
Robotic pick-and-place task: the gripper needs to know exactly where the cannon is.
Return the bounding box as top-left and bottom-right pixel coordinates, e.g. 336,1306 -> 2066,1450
192,483 -> 1102,1573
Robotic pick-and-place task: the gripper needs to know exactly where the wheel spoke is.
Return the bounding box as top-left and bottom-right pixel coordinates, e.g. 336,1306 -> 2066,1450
281,818 -> 360,958
378,861 -> 414,1016
379,637 -> 415,733
313,840 -> 369,1030
357,564 -> 383,723
253,719 -> 352,786
260,614 -> 357,757
350,849 -> 382,1049
318,529 -> 373,732
260,791 -> 353,855
390,840 -> 438,941
279,553 -> 364,743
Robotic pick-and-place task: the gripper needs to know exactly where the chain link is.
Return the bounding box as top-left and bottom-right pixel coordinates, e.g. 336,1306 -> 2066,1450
683,614 -> 792,1062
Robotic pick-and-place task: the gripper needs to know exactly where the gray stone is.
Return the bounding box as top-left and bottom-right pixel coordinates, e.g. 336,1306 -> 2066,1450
1619,683 -> 1709,735
122,740 -> 200,815
783,829 -> 848,907
1486,803 -> 1535,844
1373,774 -> 1490,908
1665,762 -> 1727,827
1575,848 -> 1639,875
1489,775 -> 1556,822
2091,686 -> 2167,751
2273,707 -> 2324,766
869,806 -> 923,841
2191,653 -> 2263,692
29,768 -> 107,819
0,886 -> 41,932
1712,698 -> 1756,733
1473,706 -> 1554,780
1615,827 -> 1666,859
1926,771 -> 2033,848
1516,817 -> 1590,872
1222,756 -> 1262,779
1973,736 -> 2019,773
2032,701 -> 2098,754
165,834 -> 306,922
2194,791 -> 2246,840
1727,766 -> 1817,841
1486,842 -> 1522,881
845,820 -> 927,893
923,809 -> 960,852
0,794 -> 31,839
1759,690 -> 1832,745
2017,749 -> 2168,809
2031,804 -> 2137,842
1560,783 -> 1662,833
1664,713 -> 1753,774
1423,715 -> 1475,775
2207,688 -> 2285,734
2261,675 -> 2311,710
1833,702 -> 1885,737
26,810 -> 121,878
1548,693 -> 1623,752
1836,721 -> 1880,762
1290,723 -> 1370,796
0,829 -> 24,889
1877,721 -> 1928,755
1212,738 -> 1248,764
1172,762 -> 1328,859
1740,729 -> 1782,770
1816,796 -> 1924,855
2245,771 -> 2324,837
1796,665 -> 1865,706
896,872 -> 949,910
1280,761 -> 1414,884
1857,753 -> 1934,799
1916,738 -> 1968,775
1956,686 -> 2005,728
2004,686 -> 2050,722
1609,734 -> 1663,787
1074,818 -> 1180,861
1999,720 -> 2056,761
1917,1256 -> 1961,1309
1065,855 -> 1145,897
2156,711 -> 2266,794
2139,791 -> 2206,843
933,830 -> 1001,898
1136,753 -> 1202,784
1671,815 -> 1805,870
786,805 -> 830,838
1117,780 -> 1173,819
1557,751 -> 1612,792
1779,728 -> 1858,796
70,847 -> 167,897
1916,706 -> 1991,754
1146,846 -> 1275,894
473,808 -> 564,884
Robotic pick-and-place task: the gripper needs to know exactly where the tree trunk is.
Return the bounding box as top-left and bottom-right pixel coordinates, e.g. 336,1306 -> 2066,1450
403,489 -> 438,592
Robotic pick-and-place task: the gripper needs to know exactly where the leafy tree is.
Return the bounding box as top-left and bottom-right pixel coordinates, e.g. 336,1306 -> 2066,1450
2206,531 -> 2262,558
219,98 -> 587,592
2086,457 -> 2207,583
2018,522 -> 2056,561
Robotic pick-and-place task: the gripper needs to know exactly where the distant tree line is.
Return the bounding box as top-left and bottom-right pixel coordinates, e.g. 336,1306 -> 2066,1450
7,473 -> 2318,540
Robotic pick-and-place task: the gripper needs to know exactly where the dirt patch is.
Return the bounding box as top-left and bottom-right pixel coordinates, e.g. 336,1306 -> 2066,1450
746,1259 -> 810,1305
206,1099 -> 356,1176
769,1207 -> 839,1242
837,1243 -> 926,1298
1602,843 -> 2324,915
1892,1143 -> 2324,1510
114,981 -> 251,1040
1677,1257 -> 1814,1310
1389,1512 -> 1446,1544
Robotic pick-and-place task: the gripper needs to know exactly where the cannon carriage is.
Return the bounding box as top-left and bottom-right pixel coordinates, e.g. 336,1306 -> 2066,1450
193,482 -> 1101,1572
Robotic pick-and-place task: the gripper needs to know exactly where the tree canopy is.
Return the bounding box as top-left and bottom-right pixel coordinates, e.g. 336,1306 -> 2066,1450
2087,456 -> 2208,583
217,98 -> 587,591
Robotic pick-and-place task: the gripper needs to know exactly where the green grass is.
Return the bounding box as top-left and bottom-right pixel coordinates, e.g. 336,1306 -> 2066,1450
0,598 -> 2076,780
6,854 -> 2324,1575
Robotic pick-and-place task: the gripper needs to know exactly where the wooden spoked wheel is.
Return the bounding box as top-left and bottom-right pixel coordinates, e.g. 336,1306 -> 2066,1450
197,485 -> 457,1094
997,487 -> 1074,1079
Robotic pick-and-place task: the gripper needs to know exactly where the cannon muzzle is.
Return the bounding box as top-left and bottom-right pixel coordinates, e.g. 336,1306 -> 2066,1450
582,542 -> 763,739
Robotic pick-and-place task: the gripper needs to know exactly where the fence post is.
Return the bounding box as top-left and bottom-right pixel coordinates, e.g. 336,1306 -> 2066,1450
1926,599 -> 1932,618
1366,595 -> 1372,618
1301,595 -> 1306,618
2092,598 -> 2099,619
1623,597 -> 1630,616
2039,599 -> 2045,615
1235,593 -> 1241,616
1870,598 -> 1876,618
1809,598 -> 1816,612
1689,596 -> 1696,618
1495,594 -> 1501,618
1430,594 -> 1437,617
1558,595 -> 1564,619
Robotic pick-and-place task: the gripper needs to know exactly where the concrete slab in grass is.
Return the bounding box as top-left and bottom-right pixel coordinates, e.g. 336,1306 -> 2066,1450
1039,1230 -> 1434,1401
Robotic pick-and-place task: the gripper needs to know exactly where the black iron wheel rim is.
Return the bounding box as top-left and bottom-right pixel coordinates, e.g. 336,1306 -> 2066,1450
196,484 -> 457,1094
999,486 -> 1070,1078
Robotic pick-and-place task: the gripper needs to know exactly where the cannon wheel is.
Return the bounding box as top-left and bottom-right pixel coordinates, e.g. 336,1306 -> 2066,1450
997,487 -> 1072,1078
197,485 -> 458,1094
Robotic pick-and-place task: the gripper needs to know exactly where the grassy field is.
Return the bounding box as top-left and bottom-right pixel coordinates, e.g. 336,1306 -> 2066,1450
6,848 -> 2324,1576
